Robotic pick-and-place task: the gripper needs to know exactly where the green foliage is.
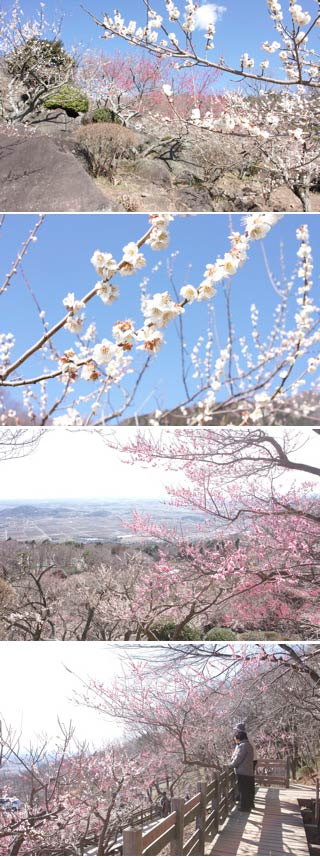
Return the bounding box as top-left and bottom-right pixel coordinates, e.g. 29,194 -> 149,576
92,106 -> 122,124
205,626 -> 237,641
44,84 -> 89,115
150,622 -> 201,641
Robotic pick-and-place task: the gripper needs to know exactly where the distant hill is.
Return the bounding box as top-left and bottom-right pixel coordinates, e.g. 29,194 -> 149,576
0,505 -> 44,517
120,392 -> 320,426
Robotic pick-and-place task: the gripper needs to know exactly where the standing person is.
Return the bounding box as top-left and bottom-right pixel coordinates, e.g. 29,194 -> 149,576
236,722 -> 257,808
160,791 -> 171,817
230,731 -> 254,812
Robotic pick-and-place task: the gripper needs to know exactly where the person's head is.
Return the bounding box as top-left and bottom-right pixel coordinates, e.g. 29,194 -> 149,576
162,791 -> 167,797
236,722 -> 246,732
234,730 -> 247,743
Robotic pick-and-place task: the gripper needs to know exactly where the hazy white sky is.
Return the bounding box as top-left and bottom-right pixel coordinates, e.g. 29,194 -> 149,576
0,427 -> 319,500
0,429 -> 170,500
0,642 -> 125,749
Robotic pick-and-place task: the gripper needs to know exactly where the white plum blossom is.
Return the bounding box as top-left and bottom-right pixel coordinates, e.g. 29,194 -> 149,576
91,251 -> 118,279
150,214 -> 174,228
147,228 -> 170,251
122,242 -> 146,266
93,339 -> 120,365
116,242 -> 147,276
180,284 -> 198,302
81,361 -> 100,381
62,293 -> 85,312
197,280 -> 217,300
243,213 -> 283,240
112,320 -> 135,348
190,107 -> 201,122
136,326 -> 165,352
163,84 -> 173,98
143,291 -> 184,327
240,53 -> 254,68
65,315 -> 84,335
290,4 -> 311,26
262,40 -> 281,52
96,282 -> 119,305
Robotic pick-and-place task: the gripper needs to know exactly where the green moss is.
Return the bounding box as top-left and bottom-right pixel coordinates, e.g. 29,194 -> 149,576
205,627 -> 238,641
91,107 -> 122,124
44,85 -> 89,115
150,621 -> 201,641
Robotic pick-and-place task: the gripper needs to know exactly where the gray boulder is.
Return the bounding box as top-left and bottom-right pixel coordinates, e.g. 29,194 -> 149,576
0,130 -> 122,211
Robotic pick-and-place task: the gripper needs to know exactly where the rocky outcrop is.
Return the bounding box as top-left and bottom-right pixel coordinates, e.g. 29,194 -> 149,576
0,130 -> 123,211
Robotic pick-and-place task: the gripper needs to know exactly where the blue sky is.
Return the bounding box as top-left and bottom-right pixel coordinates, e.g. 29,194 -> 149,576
1,213 -> 319,420
5,0 -> 320,87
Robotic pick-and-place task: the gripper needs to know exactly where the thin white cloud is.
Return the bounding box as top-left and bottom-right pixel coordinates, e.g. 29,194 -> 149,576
194,4 -> 226,30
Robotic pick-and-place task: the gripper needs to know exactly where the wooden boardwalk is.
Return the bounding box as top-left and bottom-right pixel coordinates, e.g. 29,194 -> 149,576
208,784 -> 312,856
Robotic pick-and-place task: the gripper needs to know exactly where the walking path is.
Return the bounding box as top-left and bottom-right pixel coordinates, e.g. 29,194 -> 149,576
208,784 -> 312,856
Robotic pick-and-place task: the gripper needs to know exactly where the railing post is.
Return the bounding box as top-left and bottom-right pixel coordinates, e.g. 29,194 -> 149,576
315,778 -> 320,825
195,781 -> 207,854
216,774 -> 221,832
286,757 -> 290,788
123,827 -> 143,855
171,797 -> 185,855
232,769 -> 237,807
226,771 -> 231,815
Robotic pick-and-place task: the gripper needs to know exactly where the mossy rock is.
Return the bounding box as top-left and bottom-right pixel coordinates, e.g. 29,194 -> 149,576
92,107 -> 122,124
205,627 -> 237,641
44,85 -> 89,116
150,621 -> 201,641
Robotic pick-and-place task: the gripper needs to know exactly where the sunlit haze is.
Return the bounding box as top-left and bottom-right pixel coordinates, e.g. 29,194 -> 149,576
0,642 -> 124,748
0,428 -> 319,501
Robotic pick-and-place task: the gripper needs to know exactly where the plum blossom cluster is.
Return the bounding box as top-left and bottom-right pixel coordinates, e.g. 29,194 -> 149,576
0,2 -> 50,55
186,88 -> 320,212
94,213 -> 282,361
201,221 -> 320,424
96,1 -> 320,87
203,89 -> 319,144
90,214 -> 174,359
179,212 -> 282,305
1,214 -> 319,426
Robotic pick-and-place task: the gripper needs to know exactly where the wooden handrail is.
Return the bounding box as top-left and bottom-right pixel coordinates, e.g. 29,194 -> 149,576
121,758 -> 290,856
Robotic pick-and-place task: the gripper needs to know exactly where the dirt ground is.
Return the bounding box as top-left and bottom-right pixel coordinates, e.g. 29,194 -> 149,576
95,172 -> 320,213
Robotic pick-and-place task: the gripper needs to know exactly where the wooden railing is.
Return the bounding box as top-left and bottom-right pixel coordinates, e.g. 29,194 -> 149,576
121,758 -> 291,856
123,770 -> 237,856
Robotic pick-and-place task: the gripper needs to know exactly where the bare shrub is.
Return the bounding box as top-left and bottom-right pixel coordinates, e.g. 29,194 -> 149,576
74,122 -> 141,178
0,576 -> 15,606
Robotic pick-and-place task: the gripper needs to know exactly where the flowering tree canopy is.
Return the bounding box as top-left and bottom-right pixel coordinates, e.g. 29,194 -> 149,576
2,643 -> 320,854
91,1 -> 320,89
0,3 -> 79,124
94,426 -> 320,639
77,642 -> 320,789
